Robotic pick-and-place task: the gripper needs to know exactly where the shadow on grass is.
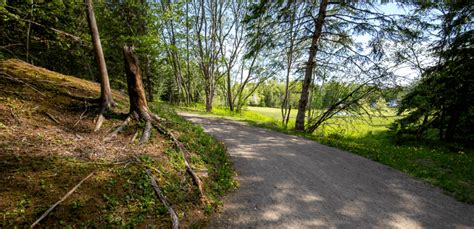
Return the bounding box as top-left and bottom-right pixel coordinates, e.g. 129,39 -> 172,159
0,151 -> 176,227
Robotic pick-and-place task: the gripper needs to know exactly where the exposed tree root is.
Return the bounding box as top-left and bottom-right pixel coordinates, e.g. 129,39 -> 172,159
146,169 -> 179,229
94,112 -> 106,132
104,112 -> 207,203
30,172 -> 94,228
105,45 -> 207,206
130,129 -> 139,143
152,119 -> 207,204
0,72 -> 46,97
104,113 -> 134,141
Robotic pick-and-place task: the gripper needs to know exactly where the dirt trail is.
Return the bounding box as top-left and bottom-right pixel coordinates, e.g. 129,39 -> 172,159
180,113 -> 474,228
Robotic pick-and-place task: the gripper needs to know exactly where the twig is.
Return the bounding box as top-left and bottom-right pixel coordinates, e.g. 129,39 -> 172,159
30,172 -> 94,228
10,107 -> 21,124
146,169 -> 179,229
5,13 -> 83,42
130,129 -> 139,143
45,112 -> 60,124
75,133 -> 84,140
73,101 -> 88,127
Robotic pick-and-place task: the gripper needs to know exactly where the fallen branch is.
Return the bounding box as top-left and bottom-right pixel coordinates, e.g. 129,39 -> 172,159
0,72 -> 46,97
152,119 -> 207,204
30,172 -> 94,228
73,101 -> 89,127
146,169 -> 179,229
45,112 -> 60,124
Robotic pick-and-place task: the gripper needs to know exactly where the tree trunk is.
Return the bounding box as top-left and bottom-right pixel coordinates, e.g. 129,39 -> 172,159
26,1 -> 33,63
227,69 -> 234,111
445,108 -> 460,142
205,77 -> 213,112
123,45 -> 152,144
295,0 -> 328,131
144,55 -> 154,101
85,0 -> 114,124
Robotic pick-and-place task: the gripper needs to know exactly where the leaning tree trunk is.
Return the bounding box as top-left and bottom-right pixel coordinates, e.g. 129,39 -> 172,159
85,0 -> 114,131
294,0 -> 328,131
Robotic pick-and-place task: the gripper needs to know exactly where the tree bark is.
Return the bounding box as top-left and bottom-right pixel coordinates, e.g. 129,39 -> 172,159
295,0 -> 328,131
205,72 -> 214,112
282,3 -> 297,128
123,45 -> 152,144
85,0 -> 114,131
144,55 -> 153,101
227,68 -> 234,111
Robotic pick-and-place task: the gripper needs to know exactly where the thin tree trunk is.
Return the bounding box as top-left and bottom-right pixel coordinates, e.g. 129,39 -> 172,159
145,55 -> 153,101
26,1 -> 33,63
295,0 -> 328,131
185,0 -> 192,105
205,71 -> 213,112
227,68 -> 234,111
138,0 -> 153,102
281,4 -> 296,127
85,0 -> 114,131
445,108 -> 460,142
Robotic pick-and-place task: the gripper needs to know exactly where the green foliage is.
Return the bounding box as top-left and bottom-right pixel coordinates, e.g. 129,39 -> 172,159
152,102 -> 237,198
395,3 -> 473,145
184,105 -> 474,203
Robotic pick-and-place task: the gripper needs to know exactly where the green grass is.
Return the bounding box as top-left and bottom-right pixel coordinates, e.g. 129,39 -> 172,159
0,59 -> 237,227
178,104 -> 474,204
152,103 -> 238,199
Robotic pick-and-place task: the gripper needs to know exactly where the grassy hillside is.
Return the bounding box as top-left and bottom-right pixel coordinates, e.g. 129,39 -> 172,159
0,59 -> 235,227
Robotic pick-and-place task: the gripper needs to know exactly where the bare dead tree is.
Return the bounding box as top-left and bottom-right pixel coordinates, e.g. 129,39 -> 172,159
107,45 -> 153,144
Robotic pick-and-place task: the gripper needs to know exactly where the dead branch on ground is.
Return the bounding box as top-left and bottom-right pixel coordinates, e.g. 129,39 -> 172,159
45,112 -> 60,124
146,169 -> 179,229
152,121 -> 207,204
30,172 -> 94,228
0,72 -> 46,97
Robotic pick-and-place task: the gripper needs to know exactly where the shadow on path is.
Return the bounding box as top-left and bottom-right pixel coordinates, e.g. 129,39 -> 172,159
180,113 -> 474,228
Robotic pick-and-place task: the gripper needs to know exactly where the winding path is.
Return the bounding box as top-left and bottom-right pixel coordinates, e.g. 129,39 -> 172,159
180,113 -> 474,228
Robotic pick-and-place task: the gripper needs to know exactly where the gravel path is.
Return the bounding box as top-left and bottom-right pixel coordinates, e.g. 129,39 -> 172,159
181,113 -> 474,228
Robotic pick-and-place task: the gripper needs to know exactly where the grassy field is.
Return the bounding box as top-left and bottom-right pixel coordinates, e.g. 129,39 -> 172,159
246,106 -> 394,137
179,104 -> 474,203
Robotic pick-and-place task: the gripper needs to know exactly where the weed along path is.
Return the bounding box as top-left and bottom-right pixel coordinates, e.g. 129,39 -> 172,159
179,112 -> 474,228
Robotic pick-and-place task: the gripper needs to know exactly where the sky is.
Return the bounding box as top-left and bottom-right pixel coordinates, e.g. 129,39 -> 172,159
231,2 -> 438,87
